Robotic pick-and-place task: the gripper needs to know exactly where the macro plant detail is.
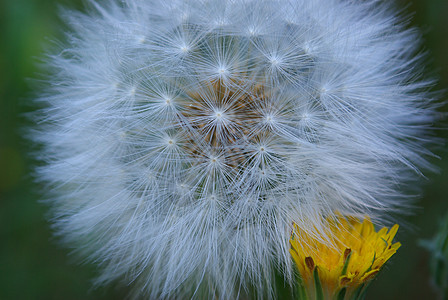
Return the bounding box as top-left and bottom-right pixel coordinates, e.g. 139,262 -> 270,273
290,216 -> 400,300
33,0 -> 438,298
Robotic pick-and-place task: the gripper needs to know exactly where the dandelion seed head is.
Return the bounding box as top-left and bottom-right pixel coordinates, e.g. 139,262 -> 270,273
33,0 -> 439,299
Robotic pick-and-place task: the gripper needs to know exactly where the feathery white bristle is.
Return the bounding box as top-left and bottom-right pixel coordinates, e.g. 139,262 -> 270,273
33,0 -> 438,298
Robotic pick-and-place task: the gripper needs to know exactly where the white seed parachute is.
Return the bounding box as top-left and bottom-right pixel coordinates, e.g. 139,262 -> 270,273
33,0 -> 438,298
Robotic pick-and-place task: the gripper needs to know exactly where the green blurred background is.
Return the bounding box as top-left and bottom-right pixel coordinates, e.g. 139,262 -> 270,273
0,0 -> 447,299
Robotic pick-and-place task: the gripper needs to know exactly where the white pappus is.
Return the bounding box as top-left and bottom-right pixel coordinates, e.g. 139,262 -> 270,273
33,0 -> 439,298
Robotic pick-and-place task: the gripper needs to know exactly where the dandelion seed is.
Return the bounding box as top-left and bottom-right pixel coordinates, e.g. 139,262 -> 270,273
33,0 -> 438,299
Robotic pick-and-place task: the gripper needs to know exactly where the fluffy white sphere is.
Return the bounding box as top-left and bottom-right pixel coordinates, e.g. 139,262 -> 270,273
34,0 -> 437,298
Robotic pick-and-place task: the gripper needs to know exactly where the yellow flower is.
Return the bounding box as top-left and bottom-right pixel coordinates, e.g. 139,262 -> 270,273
290,216 -> 400,299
